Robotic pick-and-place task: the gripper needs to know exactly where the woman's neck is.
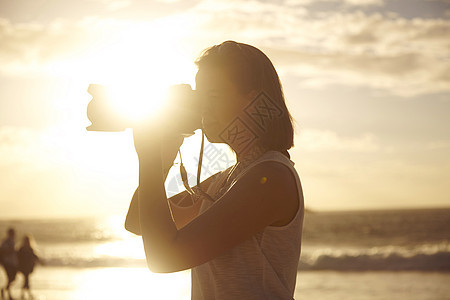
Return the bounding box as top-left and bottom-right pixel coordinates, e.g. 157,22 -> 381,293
235,144 -> 267,166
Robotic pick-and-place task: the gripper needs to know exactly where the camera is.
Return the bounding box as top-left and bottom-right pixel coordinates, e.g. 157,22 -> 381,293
86,83 -> 202,135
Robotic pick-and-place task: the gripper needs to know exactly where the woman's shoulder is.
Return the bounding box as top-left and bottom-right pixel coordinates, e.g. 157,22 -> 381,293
238,151 -> 295,180
259,150 -> 293,164
242,152 -> 301,226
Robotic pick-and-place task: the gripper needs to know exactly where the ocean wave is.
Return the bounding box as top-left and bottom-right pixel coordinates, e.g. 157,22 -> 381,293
43,256 -> 147,268
300,243 -> 450,271
37,244 -> 450,271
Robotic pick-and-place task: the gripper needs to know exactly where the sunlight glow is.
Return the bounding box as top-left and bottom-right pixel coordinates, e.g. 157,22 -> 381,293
94,215 -> 145,260
15,18 -> 217,216
84,21 -> 198,125
85,216 -> 191,299
73,268 -> 191,300
59,20 -> 200,203
94,238 -> 145,260
49,19 -> 198,127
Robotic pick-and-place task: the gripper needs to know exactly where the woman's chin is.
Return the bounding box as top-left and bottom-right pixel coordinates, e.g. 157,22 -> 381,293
204,131 -> 223,144
203,122 -> 222,142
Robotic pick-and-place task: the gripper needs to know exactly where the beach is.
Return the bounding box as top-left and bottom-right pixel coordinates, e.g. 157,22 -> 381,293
1,208 -> 449,299
2,267 -> 450,300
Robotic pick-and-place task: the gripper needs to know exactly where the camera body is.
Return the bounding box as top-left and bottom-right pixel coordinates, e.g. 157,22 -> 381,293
86,83 -> 202,135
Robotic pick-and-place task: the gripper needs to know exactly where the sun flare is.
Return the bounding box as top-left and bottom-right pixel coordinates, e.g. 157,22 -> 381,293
82,21 -> 198,125
65,20 -> 204,189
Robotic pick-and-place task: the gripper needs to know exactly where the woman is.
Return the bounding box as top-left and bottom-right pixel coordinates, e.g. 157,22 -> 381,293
1,227 -> 18,300
125,41 -> 304,299
17,235 -> 40,299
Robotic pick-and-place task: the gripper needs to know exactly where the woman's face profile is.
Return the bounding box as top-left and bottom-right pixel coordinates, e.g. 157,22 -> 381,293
196,67 -> 250,144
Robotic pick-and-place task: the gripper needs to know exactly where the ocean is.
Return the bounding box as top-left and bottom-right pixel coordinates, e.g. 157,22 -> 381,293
0,208 -> 449,299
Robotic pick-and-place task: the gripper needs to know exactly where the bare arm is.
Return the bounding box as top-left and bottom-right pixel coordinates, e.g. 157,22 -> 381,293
124,131 -> 183,235
135,130 -> 300,273
125,173 -> 218,234
124,126 -> 220,234
124,188 -> 141,235
125,187 -> 187,235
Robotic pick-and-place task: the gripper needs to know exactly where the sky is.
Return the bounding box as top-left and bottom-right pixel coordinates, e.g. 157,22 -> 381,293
0,0 -> 449,218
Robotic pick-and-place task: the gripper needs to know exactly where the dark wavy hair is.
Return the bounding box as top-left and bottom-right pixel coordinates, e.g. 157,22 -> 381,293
195,41 -> 294,152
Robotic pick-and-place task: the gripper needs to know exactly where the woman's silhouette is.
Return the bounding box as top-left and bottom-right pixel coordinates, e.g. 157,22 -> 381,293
125,41 -> 304,299
1,228 -> 17,300
17,235 -> 39,299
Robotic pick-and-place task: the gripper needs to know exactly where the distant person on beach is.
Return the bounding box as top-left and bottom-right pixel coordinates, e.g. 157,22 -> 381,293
125,41 -> 304,299
17,235 -> 40,299
1,228 -> 18,300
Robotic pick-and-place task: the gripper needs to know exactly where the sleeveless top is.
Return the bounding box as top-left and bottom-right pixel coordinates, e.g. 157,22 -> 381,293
191,151 -> 304,300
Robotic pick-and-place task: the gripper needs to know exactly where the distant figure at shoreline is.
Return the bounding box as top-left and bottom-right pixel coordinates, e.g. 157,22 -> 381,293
17,235 -> 40,300
1,228 -> 18,300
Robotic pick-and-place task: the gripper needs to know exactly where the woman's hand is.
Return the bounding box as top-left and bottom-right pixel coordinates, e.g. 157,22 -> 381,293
133,125 -> 184,169
133,84 -> 200,176
133,84 -> 199,160
132,124 -> 181,156
132,123 -> 159,159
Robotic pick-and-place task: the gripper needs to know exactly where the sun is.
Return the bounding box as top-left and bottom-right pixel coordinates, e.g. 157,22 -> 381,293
82,20 -> 198,126
81,22 -> 201,146
71,20 -> 208,195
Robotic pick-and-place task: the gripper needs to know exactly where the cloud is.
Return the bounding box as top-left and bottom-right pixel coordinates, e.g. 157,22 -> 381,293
84,0 -> 133,11
285,0 -> 384,6
426,0 -> 450,3
265,48 -> 449,97
343,0 -> 383,5
296,129 -> 380,152
0,125 -> 137,175
0,126 -> 59,169
291,131 -> 450,210
294,155 -> 450,210
0,125 -> 138,218
425,140 -> 450,150
0,18 -> 96,75
0,15 -> 196,84
187,4 -> 450,97
0,126 -> 77,217
102,0 -> 133,10
0,1 -> 449,96
153,0 -> 184,3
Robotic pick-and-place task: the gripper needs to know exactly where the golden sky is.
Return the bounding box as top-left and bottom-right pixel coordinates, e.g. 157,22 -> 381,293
0,0 -> 449,218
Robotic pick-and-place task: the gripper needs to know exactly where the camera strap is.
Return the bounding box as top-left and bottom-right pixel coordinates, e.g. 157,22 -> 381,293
178,129 -> 214,202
